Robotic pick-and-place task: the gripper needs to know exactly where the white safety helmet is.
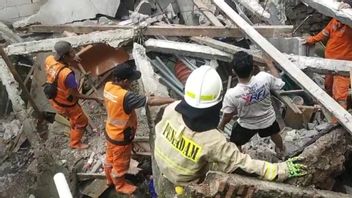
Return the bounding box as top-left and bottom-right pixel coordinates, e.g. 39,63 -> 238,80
184,65 -> 223,109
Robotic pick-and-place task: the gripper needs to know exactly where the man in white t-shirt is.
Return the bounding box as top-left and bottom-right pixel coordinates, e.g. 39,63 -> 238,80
218,51 -> 285,156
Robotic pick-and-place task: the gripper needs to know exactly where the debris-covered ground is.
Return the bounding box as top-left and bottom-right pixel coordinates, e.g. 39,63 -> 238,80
1,0 -> 352,197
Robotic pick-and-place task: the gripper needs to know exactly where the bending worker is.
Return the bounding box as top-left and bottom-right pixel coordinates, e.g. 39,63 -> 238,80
219,52 -> 285,158
44,41 -> 101,149
103,63 -> 175,195
305,0 -> 352,110
154,66 -> 306,192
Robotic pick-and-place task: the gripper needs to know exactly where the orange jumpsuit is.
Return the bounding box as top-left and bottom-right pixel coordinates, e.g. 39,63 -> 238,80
307,19 -> 352,108
103,82 -> 137,194
45,55 -> 88,148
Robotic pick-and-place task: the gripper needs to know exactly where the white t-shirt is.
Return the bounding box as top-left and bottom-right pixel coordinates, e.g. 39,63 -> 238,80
222,72 -> 285,130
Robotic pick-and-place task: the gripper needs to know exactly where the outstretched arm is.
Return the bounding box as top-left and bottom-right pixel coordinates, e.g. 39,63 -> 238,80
147,96 -> 176,106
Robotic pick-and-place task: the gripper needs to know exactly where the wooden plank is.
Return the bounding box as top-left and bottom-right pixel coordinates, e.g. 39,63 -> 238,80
29,25 -> 293,38
144,38 -> 233,62
214,0 -> 352,134
193,0 -> 223,26
191,36 -> 352,76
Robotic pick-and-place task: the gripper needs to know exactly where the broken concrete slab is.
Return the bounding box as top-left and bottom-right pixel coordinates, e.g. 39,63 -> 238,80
176,0 -> 198,25
81,179 -> 109,198
135,0 -> 152,16
13,0 -> 121,28
301,0 -> 352,28
236,0 -> 271,22
268,37 -> 308,56
5,29 -> 134,56
132,43 -> 169,98
0,22 -> 22,44
186,171 -> 352,198
214,0 -> 352,134
144,39 -> 233,62
191,36 -> 352,76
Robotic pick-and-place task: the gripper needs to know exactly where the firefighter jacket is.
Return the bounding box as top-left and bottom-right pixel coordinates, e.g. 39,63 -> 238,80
104,82 -> 137,145
154,101 -> 289,185
45,55 -> 78,107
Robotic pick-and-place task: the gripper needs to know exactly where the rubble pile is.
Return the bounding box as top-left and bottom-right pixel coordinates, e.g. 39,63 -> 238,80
0,0 -> 352,197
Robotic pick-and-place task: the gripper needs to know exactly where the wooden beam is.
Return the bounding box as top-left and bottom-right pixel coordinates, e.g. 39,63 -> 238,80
301,0 -> 352,28
144,38 -> 233,62
29,25 -> 293,38
214,0 -> 352,134
191,36 -> 352,76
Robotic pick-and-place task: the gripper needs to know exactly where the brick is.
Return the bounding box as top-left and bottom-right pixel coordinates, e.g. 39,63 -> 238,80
18,3 -> 39,17
0,6 -> 20,20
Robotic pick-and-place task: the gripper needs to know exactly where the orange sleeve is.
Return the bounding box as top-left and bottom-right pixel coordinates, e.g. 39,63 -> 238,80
306,19 -> 334,44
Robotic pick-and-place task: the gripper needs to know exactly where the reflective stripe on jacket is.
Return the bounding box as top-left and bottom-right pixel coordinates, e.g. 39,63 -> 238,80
45,55 -> 78,107
154,101 -> 289,185
104,82 -> 137,144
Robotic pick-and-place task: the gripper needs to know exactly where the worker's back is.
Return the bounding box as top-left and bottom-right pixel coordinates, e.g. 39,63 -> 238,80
104,81 -> 137,143
154,101 -> 268,185
44,55 -> 77,107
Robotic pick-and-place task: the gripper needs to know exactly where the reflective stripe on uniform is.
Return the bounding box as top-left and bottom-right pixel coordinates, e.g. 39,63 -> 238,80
185,91 -> 216,101
104,90 -> 118,103
263,162 -> 278,181
322,29 -> 329,37
107,117 -> 128,126
155,146 -> 197,175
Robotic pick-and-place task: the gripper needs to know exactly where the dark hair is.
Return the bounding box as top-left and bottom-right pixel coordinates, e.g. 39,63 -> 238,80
343,0 -> 352,7
232,51 -> 253,78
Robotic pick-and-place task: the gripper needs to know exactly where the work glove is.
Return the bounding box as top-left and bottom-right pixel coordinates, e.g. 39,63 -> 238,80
286,157 -> 307,178
264,157 -> 307,181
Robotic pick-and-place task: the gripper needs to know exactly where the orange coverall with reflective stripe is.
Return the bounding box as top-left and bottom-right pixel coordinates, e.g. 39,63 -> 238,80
103,82 -> 137,190
45,55 -> 88,148
307,19 -> 352,108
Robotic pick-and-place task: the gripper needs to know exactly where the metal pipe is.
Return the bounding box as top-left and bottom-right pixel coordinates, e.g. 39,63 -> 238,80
160,77 -> 183,97
151,60 -> 184,90
155,57 -> 184,88
155,56 -> 183,84
176,56 -> 198,70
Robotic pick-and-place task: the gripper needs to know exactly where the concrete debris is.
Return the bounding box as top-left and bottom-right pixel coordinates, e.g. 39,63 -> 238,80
13,0 -> 121,28
215,0 -> 352,134
186,171 -> 352,198
2,119 -> 21,141
144,39 -> 233,62
4,29 -> 134,56
191,36 -> 352,76
135,0 -> 152,16
0,22 -> 22,44
235,0 -> 271,21
301,0 -> 352,28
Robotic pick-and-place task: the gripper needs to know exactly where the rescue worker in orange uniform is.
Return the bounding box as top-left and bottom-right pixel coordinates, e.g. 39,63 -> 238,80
305,0 -> 352,109
103,63 -> 175,195
44,41 -> 101,149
